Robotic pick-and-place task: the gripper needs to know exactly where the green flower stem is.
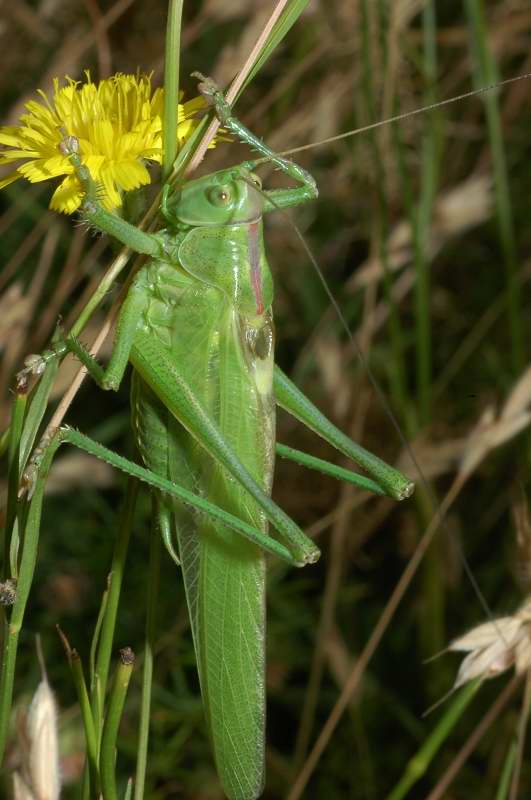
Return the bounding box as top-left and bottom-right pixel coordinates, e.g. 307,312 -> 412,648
100,648 -> 135,800
163,0 -> 184,181
69,251 -> 131,341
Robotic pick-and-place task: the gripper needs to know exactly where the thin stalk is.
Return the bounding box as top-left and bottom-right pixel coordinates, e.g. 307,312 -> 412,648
415,0 -> 439,426
19,357 -> 59,472
162,0 -> 184,181
133,503 -> 161,800
89,583 -> 110,730
0,433 -> 60,764
69,251 -> 130,340
508,669 -> 531,800
187,0 -> 300,173
2,385 -> 27,578
0,427 -> 9,458
92,479 -> 138,732
69,647 -> 101,797
496,739 -> 517,800
359,0 -> 409,429
385,680 -> 480,800
425,676 -> 522,800
465,0 -> 522,372
100,648 -> 135,800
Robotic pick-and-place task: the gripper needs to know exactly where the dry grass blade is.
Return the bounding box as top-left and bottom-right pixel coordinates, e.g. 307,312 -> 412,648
459,363 -> 531,478
186,0 -> 292,173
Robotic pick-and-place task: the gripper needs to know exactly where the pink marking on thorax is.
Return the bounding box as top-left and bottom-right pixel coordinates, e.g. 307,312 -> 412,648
247,221 -> 264,315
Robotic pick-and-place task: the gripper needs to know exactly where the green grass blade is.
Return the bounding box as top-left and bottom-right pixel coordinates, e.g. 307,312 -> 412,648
163,0 -> 184,180
3,386 -> 27,578
93,479 -> 138,731
385,680 -> 481,800
414,0 -> 440,425
465,0 -> 522,372
69,647 -> 101,797
496,738 -> 517,800
19,358 -> 58,469
0,431 -> 61,765
133,509 -> 161,800
100,648 -> 135,800
359,0 -> 410,432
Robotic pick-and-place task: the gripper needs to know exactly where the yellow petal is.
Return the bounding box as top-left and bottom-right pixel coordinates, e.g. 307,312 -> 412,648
99,167 -> 122,209
0,172 -> 20,190
112,160 -> 151,191
0,149 -> 40,161
83,154 -> 106,177
49,175 -> 83,214
19,159 -> 71,183
0,131 -> 24,147
42,155 -> 71,177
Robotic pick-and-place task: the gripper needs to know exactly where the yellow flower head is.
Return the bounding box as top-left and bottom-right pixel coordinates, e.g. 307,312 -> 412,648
0,72 -> 207,214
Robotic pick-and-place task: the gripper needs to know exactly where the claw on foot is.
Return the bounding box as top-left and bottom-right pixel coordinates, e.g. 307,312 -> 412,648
191,70 -> 218,99
191,71 -> 232,125
59,135 -> 80,156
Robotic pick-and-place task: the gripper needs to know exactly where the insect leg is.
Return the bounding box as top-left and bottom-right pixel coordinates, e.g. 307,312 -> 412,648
22,427 -> 298,565
194,72 -> 317,211
30,268 -> 151,393
275,443 -> 386,495
273,366 -> 414,501
130,329 -> 321,566
59,137 -> 167,257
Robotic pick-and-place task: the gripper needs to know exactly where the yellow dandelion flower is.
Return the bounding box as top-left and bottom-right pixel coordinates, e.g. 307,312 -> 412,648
0,73 -> 208,214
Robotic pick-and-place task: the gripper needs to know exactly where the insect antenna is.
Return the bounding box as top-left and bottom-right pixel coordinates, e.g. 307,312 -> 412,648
243,174 -> 504,637
280,71 -> 531,157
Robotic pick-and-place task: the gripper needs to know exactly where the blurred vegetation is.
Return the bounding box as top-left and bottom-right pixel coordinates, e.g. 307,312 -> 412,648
1,0 -> 531,798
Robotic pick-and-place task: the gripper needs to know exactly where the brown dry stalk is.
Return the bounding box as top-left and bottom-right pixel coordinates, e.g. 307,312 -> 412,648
186,0 -> 292,174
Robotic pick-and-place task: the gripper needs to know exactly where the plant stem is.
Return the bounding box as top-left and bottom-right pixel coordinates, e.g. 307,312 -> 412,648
162,0 -> 184,181
93,478 -> 138,732
100,648 -> 135,800
385,681 -> 481,800
70,649 -> 101,797
0,433 -> 60,763
465,0 -> 522,373
133,502 -> 161,800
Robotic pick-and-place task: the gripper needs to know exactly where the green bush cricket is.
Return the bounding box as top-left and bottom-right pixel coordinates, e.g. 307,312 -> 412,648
0,69 -> 414,799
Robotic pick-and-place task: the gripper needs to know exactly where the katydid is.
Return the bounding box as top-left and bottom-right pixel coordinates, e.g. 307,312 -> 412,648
15,76 -> 413,800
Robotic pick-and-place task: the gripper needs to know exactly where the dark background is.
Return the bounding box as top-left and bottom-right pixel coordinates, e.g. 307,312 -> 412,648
1,1 -> 531,797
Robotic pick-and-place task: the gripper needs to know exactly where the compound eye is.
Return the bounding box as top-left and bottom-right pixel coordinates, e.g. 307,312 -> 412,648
208,184 -> 232,206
